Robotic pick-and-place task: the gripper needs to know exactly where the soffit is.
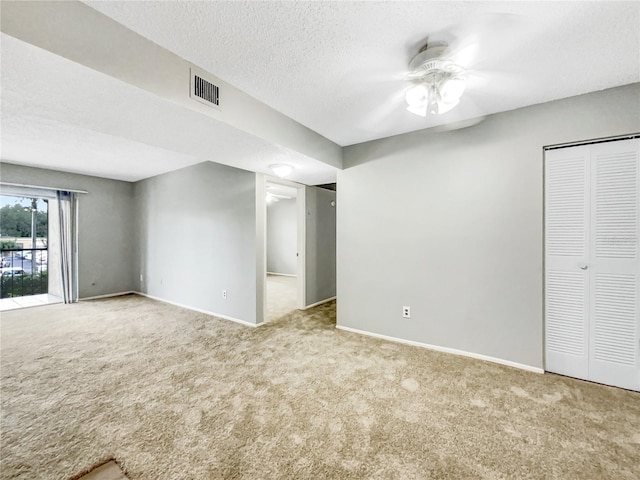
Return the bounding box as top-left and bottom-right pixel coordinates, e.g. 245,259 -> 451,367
1,34 -> 338,184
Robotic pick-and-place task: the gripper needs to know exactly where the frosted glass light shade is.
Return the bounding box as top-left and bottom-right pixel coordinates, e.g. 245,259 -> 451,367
269,164 -> 294,178
437,98 -> 460,114
405,84 -> 429,107
406,73 -> 466,117
440,77 -> 466,103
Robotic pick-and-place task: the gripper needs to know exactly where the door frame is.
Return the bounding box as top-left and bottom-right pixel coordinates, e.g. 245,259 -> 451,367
256,173 -> 306,325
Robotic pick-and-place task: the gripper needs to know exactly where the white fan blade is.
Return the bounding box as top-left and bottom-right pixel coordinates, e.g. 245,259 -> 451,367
439,13 -> 532,70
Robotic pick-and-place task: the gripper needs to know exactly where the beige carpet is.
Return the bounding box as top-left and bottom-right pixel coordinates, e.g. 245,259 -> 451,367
266,274 -> 297,322
1,295 -> 639,479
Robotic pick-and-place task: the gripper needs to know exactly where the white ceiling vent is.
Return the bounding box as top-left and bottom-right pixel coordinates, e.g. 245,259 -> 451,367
190,68 -> 220,109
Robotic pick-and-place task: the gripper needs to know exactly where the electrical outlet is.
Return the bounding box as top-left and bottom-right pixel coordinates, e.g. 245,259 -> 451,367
402,306 -> 411,318
222,290 -> 227,299
140,274 -> 144,282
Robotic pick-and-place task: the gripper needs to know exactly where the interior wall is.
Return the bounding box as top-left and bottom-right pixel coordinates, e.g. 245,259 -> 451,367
134,161 -> 258,324
0,162 -> 136,298
338,83 -> 640,370
267,198 -> 297,275
305,186 -> 337,305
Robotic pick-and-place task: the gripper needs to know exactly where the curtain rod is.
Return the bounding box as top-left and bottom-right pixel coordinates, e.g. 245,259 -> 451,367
544,132 -> 640,151
0,182 -> 88,194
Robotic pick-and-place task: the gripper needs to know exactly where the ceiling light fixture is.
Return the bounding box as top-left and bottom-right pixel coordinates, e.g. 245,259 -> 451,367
406,42 -> 466,117
266,192 -> 279,204
266,192 -> 294,204
269,163 -> 294,178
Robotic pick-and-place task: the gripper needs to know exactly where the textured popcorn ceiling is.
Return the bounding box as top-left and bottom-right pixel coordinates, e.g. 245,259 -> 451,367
2,2 -> 638,184
0,34 -> 338,184
85,1 -> 640,146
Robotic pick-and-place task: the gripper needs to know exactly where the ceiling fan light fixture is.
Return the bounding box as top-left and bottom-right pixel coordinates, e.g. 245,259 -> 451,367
406,74 -> 466,117
440,76 -> 466,103
406,41 -> 467,117
405,84 -> 428,106
269,163 -> 294,178
436,98 -> 460,114
427,88 -> 440,115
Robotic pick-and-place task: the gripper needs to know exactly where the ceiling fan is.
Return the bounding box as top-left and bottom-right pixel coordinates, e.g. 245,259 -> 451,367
402,14 -> 523,120
405,41 -> 468,117
337,14 -> 523,135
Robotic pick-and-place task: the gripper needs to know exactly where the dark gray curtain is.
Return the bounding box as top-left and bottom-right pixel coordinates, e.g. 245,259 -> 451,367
57,191 -> 78,303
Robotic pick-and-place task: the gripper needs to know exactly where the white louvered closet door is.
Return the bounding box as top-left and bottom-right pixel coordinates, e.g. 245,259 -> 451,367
545,138 -> 640,392
545,146 -> 590,381
588,139 -> 639,391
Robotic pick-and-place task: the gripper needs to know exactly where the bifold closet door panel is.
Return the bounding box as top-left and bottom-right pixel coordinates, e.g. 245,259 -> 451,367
588,139 -> 640,391
545,145 -> 590,380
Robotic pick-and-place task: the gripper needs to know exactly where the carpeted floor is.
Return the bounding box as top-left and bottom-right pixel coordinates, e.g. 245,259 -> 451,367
1,295 -> 639,479
266,274 -> 297,322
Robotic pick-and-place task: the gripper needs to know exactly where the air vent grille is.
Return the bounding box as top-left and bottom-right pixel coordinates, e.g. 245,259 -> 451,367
194,75 -> 219,106
190,68 -> 220,109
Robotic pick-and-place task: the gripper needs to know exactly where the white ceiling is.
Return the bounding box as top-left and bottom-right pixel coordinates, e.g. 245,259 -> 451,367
85,1 -> 640,146
1,1 -> 638,185
0,33 -> 337,184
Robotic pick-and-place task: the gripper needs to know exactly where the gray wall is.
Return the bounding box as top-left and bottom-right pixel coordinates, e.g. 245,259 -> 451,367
0,162 -> 136,298
267,198 -> 297,275
306,186 -> 337,305
134,161 -> 258,324
338,83 -> 640,369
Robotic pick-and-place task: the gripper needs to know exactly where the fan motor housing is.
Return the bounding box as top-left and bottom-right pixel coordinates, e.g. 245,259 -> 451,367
408,42 -> 463,79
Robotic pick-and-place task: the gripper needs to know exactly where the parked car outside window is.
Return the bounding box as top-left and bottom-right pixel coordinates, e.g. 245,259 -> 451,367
1,267 -> 27,277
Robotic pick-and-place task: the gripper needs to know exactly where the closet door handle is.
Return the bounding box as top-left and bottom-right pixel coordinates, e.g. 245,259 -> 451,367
579,264 -> 589,270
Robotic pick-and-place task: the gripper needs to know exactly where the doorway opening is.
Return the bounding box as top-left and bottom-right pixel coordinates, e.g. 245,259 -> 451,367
264,178 -> 305,322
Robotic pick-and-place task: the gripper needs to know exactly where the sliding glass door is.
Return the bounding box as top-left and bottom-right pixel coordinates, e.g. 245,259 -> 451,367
0,195 -> 49,298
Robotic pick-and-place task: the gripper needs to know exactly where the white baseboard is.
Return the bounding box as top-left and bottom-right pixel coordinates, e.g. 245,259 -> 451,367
80,291 -> 136,301
135,292 -> 258,328
303,296 -> 336,310
266,272 -> 297,277
335,325 -> 544,374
